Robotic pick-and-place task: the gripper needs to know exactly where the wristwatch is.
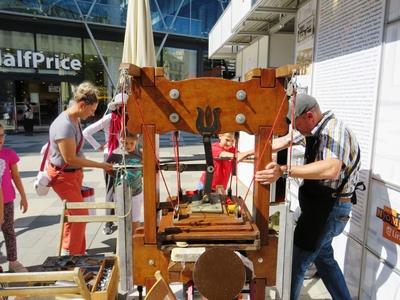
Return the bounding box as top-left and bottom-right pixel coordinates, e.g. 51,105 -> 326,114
281,170 -> 290,179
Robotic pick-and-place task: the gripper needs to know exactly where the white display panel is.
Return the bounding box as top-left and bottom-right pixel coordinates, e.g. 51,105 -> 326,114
373,22 -> 400,185
313,0 -> 385,240
367,180 -> 400,270
235,51 -> 243,80
295,0 -> 317,93
241,42 -> 259,78
257,36 -> 269,68
268,33 -> 295,68
237,132 -> 255,190
361,251 -> 400,300
332,235 -> 363,299
236,37 -> 270,79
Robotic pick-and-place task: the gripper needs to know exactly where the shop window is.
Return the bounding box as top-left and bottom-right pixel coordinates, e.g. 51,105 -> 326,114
0,30 -> 35,74
84,39 -> 123,119
163,47 -> 197,80
0,80 -> 16,130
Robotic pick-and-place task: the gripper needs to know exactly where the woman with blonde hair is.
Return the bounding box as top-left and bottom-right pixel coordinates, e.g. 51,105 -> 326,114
47,82 -> 113,255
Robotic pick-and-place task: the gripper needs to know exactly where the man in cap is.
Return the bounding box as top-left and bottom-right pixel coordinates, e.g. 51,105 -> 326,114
256,94 -> 362,300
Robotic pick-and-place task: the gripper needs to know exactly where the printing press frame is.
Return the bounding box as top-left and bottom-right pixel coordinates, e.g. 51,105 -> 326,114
122,63 -> 293,299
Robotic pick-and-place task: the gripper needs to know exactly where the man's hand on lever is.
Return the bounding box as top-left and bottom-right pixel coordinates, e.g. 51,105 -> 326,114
255,162 -> 286,184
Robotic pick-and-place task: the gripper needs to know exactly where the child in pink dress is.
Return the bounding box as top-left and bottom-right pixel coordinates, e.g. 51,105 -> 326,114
0,123 -> 29,272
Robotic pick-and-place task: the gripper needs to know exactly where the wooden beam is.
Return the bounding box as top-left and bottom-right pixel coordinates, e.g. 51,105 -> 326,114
260,69 -> 275,88
275,64 -> 298,78
155,67 -> 165,77
142,67 -> 156,87
244,68 -> 261,81
253,127 -> 272,246
143,125 -> 158,244
120,63 -> 141,77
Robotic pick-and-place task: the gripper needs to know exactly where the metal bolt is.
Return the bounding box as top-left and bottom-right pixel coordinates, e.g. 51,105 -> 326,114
148,259 -> 155,266
207,166 -> 214,173
235,114 -> 246,124
169,113 -> 180,123
169,89 -> 180,100
236,90 -> 246,101
257,257 -> 263,263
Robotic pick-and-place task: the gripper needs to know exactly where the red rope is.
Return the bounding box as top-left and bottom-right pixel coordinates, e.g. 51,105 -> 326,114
108,109 -> 122,157
173,131 -> 182,205
233,135 -> 243,215
121,92 -> 126,144
235,156 -> 239,199
243,93 -> 288,203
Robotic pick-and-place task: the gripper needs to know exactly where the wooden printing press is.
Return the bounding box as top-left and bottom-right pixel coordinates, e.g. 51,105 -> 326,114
121,63 -> 291,299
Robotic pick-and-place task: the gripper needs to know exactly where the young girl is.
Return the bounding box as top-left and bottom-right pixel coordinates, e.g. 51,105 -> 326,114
107,133 -> 143,233
0,123 -> 28,272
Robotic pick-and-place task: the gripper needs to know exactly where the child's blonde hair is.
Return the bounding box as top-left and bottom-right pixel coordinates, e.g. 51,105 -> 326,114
126,133 -> 139,140
218,132 -> 235,138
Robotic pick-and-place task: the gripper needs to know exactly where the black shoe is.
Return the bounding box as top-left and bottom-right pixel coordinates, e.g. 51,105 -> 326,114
103,222 -> 115,235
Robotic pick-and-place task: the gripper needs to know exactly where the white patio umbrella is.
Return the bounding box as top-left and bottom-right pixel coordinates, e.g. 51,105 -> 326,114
118,0 -> 157,294
122,0 -> 156,67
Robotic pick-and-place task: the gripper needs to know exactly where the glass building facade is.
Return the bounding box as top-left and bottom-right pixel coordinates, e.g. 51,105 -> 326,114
0,0 -> 228,131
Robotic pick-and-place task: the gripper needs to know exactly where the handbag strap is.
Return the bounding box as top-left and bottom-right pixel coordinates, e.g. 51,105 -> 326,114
76,122 -> 84,153
39,142 -> 51,172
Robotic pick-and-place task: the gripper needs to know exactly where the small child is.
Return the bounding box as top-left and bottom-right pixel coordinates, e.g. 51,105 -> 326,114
0,123 -> 29,272
107,133 -> 143,233
198,132 -> 253,191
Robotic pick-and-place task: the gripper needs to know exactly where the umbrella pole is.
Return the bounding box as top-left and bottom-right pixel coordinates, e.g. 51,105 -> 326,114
116,178 -> 133,295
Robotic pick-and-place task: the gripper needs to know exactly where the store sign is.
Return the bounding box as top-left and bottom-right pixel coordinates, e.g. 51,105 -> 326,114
0,49 -> 82,71
376,206 -> 400,245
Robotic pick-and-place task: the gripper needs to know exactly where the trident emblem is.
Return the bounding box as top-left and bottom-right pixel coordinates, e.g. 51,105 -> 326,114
196,106 -> 221,135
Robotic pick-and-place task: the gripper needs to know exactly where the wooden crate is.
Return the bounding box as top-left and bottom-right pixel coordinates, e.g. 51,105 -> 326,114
90,257 -> 119,300
0,268 -> 91,300
0,256 -> 119,300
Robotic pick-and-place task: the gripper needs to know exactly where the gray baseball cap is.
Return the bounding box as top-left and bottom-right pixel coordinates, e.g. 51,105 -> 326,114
286,94 -> 318,123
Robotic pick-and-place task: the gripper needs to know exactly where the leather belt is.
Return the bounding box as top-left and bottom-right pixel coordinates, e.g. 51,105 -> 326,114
338,197 -> 352,203
50,163 -> 81,172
